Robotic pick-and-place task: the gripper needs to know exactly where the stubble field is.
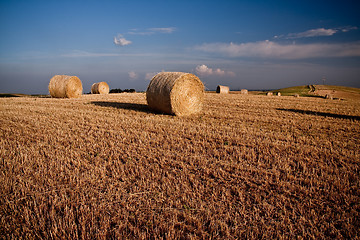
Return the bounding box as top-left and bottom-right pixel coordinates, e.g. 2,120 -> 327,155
1,92 -> 359,239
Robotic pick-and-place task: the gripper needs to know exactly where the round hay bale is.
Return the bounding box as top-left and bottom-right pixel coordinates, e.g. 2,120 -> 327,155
91,82 -> 109,94
146,72 -> 204,116
266,92 -> 273,96
277,92 -> 281,96
48,75 -> 82,98
216,85 -> 230,94
240,89 -> 248,94
294,93 -> 300,97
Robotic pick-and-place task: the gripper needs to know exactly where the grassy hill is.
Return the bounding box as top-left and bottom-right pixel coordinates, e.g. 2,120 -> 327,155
273,85 -> 314,97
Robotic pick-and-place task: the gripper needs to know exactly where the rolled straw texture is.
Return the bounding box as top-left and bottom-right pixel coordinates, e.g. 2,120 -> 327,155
91,82 -> 109,94
216,85 -> 230,94
146,72 -> 204,116
48,75 -> 82,98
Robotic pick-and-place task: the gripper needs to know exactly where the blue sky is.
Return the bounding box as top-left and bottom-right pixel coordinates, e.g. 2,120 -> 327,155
1,0 -> 359,94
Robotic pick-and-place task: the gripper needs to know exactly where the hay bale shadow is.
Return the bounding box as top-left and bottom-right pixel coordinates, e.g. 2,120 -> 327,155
91,101 -> 155,114
0,93 -> 50,98
0,94 -> 21,98
277,108 -> 360,121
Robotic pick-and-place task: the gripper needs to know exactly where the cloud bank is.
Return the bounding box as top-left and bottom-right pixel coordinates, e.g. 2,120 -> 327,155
196,41 -> 360,59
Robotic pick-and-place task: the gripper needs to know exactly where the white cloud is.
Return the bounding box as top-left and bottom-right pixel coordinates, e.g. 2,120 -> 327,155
145,72 -> 158,80
214,68 -> 226,75
287,28 -> 337,38
128,27 -> 176,35
114,34 -> 132,46
341,26 -> 358,32
128,31 -> 154,36
195,64 -> 235,77
282,26 -> 358,39
128,71 -> 138,79
128,28 -> 154,35
148,27 -> 176,33
196,41 -> 360,59
195,64 -> 212,75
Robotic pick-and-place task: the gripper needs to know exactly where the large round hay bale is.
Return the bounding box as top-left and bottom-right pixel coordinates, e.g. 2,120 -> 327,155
216,85 -> 230,94
91,82 -> 109,94
48,75 -> 82,98
146,72 -> 204,116
277,92 -> 281,96
240,89 -> 248,94
266,92 -> 273,96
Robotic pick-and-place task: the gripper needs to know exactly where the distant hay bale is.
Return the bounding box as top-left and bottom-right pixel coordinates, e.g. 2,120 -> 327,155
277,92 -> 281,96
241,89 -> 248,94
325,94 -> 333,100
216,85 -> 230,94
91,82 -> 109,94
146,72 -> 204,116
266,92 -> 273,96
294,94 -> 300,97
48,75 -> 82,98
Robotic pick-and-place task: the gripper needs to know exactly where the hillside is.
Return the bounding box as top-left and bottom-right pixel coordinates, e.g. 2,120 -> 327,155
274,85 -> 360,100
312,85 -> 360,100
1,93 -> 360,239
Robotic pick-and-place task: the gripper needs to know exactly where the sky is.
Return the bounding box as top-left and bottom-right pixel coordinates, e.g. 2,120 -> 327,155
0,0 -> 360,94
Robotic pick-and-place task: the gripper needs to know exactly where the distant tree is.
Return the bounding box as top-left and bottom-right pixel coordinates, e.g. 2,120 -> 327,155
109,88 -> 136,93
124,89 -> 136,93
109,88 -> 123,93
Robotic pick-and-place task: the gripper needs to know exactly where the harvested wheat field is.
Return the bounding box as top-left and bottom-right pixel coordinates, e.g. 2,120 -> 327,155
1,92 -> 359,239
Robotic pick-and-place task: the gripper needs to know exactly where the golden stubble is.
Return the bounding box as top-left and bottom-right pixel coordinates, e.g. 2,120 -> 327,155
1,92 -> 359,239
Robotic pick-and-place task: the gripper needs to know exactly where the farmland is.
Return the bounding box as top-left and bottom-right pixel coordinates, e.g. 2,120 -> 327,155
1,92 -> 359,239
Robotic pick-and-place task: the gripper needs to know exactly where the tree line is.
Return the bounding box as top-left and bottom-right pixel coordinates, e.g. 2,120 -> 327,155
109,88 -> 136,93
